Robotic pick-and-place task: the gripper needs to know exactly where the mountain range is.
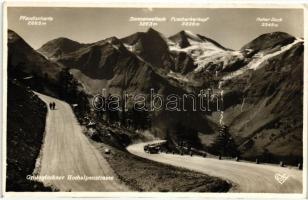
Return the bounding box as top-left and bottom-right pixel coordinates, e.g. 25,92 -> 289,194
8,28 -> 303,164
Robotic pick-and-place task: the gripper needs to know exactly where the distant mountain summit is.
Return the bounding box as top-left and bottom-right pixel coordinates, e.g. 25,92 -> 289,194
34,29 -> 178,95
169,30 -> 203,48
8,30 -> 32,50
122,28 -> 173,70
168,30 -> 243,74
241,32 -> 296,52
38,37 -> 85,60
8,29 -> 62,80
169,30 -> 227,50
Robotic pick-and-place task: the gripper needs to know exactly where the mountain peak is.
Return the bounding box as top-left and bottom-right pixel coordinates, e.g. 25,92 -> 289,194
8,29 -> 19,38
98,36 -> 121,45
146,27 -> 159,34
8,29 -> 34,51
182,30 -> 200,38
147,27 -> 156,32
169,30 -> 203,48
145,28 -> 166,39
8,29 -> 25,44
8,30 -> 62,80
39,37 -> 81,49
122,28 -> 166,45
38,37 -> 84,58
172,30 -> 200,39
241,31 -> 295,51
121,28 -> 167,46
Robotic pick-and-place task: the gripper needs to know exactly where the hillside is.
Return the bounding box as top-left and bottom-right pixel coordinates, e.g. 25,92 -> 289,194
39,34 -> 174,96
241,32 -> 296,53
35,29 -> 304,165
121,28 -> 174,71
6,81 -> 51,191
38,37 -> 86,60
221,40 -> 303,164
7,29 -> 233,192
8,30 -> 62,81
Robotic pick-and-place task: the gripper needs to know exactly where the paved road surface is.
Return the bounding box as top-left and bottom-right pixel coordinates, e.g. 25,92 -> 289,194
35,93 -> 128,191
127,140 -> 302,193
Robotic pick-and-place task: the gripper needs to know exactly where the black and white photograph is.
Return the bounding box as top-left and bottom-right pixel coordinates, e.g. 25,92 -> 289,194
2,4 -> 306,196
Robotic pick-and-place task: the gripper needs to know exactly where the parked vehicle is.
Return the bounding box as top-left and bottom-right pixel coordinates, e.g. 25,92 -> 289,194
144,145 -> 160,154
148,146 -> 159,154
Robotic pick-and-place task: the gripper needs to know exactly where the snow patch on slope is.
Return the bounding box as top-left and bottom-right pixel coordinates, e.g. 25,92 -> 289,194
123,43 -> 134,52
222,38 -> 303,81
184,30 -> 203,41
169,37 -> 244,73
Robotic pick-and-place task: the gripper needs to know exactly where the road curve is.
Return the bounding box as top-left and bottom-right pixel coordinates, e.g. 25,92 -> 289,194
35,93 -> 128,191
127,140 -> 302,193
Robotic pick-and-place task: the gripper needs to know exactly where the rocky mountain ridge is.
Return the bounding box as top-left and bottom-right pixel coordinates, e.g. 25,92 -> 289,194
9,28 -> 304,164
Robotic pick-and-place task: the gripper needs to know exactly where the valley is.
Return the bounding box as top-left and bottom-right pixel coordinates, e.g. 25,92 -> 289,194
6,27 -> 304,192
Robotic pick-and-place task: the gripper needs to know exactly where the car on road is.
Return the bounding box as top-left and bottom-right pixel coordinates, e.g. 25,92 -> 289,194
148,147 -> 159,154
144,145 -> 160,154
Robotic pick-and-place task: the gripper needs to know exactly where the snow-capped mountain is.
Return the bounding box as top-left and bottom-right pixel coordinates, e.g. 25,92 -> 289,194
169,30 -> 245,74
11,28 -> 303,164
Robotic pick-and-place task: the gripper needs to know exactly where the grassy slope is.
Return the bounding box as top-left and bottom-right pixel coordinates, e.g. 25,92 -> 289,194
89,136 -> 231,192
71,88 -> 231,192
6,82 -> 52,191
223,42 -> 303,165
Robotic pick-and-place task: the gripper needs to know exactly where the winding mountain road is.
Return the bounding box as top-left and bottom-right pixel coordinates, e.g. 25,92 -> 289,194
33,92 -> 303,193
35,93 -> 128,191
127,141 -> 303,193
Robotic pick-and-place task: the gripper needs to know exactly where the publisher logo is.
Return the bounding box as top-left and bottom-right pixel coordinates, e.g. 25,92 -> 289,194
275,173 -> 289,184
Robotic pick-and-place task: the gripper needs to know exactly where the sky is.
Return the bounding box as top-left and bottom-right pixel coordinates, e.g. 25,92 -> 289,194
7,7 -> 303,50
